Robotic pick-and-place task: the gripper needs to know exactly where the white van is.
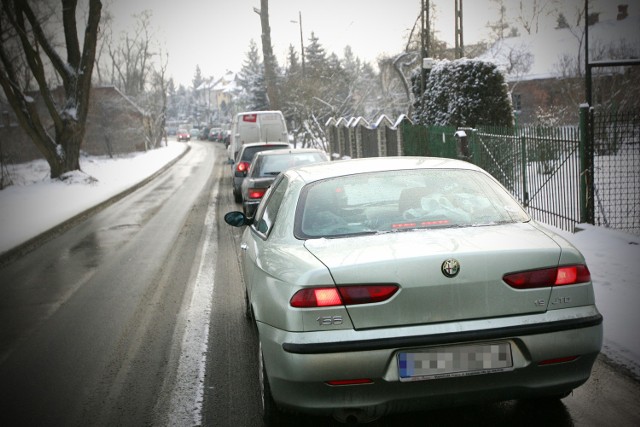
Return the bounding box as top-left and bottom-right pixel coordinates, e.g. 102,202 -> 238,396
227,110 -> 289,160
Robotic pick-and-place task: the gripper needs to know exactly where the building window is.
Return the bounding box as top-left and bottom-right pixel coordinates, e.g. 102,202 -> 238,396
512,93 -> 522,111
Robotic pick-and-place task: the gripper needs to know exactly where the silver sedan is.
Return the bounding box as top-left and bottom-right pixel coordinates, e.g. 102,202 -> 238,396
240,148 -> 329,218
224,156 -> 603,425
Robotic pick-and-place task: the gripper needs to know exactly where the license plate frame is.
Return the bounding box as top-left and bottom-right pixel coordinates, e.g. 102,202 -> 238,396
397,342 -> 513,382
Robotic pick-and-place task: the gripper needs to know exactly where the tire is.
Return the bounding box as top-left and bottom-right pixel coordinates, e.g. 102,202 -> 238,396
259,342 -> 284,426
544,389 -> 573,400
234,190 -> 242,204
525,389 -> 573,403
244,289 -> 252,320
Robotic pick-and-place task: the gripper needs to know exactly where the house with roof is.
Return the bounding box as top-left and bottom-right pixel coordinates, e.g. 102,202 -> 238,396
478,4 -> 640,125
195,71 -> 241,126
1,86 -> 148,164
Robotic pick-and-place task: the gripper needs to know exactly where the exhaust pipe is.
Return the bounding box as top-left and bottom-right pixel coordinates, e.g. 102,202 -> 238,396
332,408 -> 380,424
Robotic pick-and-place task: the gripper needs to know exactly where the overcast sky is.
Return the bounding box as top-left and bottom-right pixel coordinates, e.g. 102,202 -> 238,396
106,0 -> 638,88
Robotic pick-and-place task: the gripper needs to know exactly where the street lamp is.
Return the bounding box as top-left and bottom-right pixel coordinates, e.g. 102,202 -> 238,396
290,11 -> 305,77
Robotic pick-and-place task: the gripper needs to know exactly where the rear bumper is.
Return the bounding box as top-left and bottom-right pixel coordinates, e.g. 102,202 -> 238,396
258,306 -> 603,417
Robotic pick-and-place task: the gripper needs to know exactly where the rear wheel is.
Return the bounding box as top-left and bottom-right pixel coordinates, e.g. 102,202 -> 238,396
259,341 -> 284,426
244,289 -> 252,320
543,389 -> 573,400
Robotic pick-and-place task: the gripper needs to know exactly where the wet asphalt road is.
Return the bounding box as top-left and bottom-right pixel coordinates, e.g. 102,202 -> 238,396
0,140 -> 639,426
0,140 -> 218,425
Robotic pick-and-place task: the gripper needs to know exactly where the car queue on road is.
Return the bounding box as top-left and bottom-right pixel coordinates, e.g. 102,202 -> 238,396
169,111 -> 603,425
217,110 -> 603,426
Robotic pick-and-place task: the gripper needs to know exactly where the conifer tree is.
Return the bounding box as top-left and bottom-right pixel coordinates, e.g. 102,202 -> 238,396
237,40 -> 268,111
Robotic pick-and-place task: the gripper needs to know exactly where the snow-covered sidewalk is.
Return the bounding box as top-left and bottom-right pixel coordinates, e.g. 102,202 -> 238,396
0,143 -> 638,379
0,142 -> 187,255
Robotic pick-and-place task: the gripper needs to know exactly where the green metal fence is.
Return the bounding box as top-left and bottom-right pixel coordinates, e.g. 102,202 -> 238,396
592,108 -> 640,234
399,122 -> 583,231
326,110 -> 639,234
475,126 -> 582,232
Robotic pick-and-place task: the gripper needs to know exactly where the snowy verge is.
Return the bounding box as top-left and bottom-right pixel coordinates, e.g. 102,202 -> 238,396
0,142 -> 188,257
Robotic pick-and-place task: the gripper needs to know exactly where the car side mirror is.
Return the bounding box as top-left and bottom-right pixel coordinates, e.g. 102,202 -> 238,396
224,211 -> 253,227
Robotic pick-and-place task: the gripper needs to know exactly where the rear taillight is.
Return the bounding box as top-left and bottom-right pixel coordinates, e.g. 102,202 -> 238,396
248,188 -> 267,199
290,285 -> 399,308
503,265 -> 591,289
236,161 -> 250,172
555,265 -> 591,285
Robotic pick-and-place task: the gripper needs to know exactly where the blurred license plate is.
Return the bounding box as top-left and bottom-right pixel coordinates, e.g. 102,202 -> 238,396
398,342 -> 513,381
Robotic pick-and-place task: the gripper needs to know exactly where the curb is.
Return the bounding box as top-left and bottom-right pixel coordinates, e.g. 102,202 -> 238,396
0,144 -> 191,268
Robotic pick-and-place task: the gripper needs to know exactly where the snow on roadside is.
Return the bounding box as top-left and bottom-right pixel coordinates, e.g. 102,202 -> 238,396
0,142 -> 187,255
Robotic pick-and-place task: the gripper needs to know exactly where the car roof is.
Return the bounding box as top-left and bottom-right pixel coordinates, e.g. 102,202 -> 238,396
239,142 -> 291,151
285,156 -> 483,183
253,148 -> 327,157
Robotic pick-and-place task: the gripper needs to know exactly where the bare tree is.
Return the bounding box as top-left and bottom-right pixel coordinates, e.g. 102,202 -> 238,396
0,0 -> 102,179
106,10 -> 154,98
516,0 -> 554,35
488,0 -> 510,40
95,8 -> 168,150
143,50 -> 169,150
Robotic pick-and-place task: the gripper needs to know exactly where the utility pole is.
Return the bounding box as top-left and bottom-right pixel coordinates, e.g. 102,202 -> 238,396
585,0 -> 591,107
291,11 -> 306,77
255,0 -> 279,109
455,0 -> 464,59
420,0 -> 430,96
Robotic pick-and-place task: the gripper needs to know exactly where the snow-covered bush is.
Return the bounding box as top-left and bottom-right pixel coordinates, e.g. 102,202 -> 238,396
414,59 -> 514,128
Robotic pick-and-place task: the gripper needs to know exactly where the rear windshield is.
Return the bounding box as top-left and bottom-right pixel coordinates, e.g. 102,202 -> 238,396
255,152 -> 327,177
295,169 -> 529,239
241,145 -> 289,162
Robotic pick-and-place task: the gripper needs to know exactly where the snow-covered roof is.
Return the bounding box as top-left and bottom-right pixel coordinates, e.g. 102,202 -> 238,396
196,77 -> 216,91
478,15 -> 640,82
212,71 -> 238,91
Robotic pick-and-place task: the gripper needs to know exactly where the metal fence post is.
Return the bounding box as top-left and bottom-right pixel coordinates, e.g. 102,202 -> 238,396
520,134 -> 528,207
579,104 -> 594,224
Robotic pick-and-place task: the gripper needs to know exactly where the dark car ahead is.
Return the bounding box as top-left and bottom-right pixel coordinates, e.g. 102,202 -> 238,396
199,128 -> 210,140
241,148 -> 329,217
208,127 -> 222,142
232,142 -> 291,203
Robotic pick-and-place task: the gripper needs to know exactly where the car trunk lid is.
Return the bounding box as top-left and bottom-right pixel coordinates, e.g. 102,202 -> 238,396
303,223 -> 561,330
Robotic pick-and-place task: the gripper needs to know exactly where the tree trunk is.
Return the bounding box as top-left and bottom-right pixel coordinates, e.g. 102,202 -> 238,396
259,0 -> 279,110
0,0 -> 102,180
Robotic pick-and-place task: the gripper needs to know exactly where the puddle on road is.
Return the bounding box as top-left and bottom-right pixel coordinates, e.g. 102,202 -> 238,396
65,224 -> 141,268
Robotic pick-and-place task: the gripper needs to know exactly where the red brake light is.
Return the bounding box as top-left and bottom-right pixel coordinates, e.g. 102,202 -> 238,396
290,285 -> 399,308
248,188 -> 267,199
555,265 -> 590,285
503,265 -> 591,289
290,288 -> 342,308
236,161 -> 250,172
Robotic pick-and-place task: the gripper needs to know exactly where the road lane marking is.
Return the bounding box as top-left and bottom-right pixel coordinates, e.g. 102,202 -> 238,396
166,170 -> 219,426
